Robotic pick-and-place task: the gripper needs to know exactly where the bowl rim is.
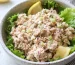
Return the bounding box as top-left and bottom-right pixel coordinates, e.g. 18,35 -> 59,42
0,0 -> 75,65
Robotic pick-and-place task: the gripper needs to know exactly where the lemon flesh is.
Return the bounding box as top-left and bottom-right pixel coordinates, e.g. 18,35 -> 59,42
28,1 -> 42,15
0,0 -> 9,3
53,46 -> 71,59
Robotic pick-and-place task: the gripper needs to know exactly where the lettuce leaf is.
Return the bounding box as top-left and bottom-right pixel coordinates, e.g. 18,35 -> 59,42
42,0 -> 64,13
70,37 -> 75,46
70,45 -> 75,54
60,8 -> 75,28
6,14 -> 25,59
60,8 -> 75,53
6,14 -> 18,34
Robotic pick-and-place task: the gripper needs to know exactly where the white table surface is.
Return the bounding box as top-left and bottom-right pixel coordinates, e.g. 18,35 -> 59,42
0,0 -> 75,65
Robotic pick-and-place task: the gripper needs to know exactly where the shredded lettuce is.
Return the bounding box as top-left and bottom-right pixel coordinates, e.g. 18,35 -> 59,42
42,0 -> 64,13
60,8 -> 75,28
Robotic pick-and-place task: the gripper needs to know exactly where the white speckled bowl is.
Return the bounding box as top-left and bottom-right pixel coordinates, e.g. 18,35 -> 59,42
0,0 -> 75,65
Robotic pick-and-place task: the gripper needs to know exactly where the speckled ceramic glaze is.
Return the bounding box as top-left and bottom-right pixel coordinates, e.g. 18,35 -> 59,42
0,0 -> 75,65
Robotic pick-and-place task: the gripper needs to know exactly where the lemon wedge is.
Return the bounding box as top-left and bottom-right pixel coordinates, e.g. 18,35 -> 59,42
53,46 -> 71,59
28,1 -> 42,15
0,0 -> 9,3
